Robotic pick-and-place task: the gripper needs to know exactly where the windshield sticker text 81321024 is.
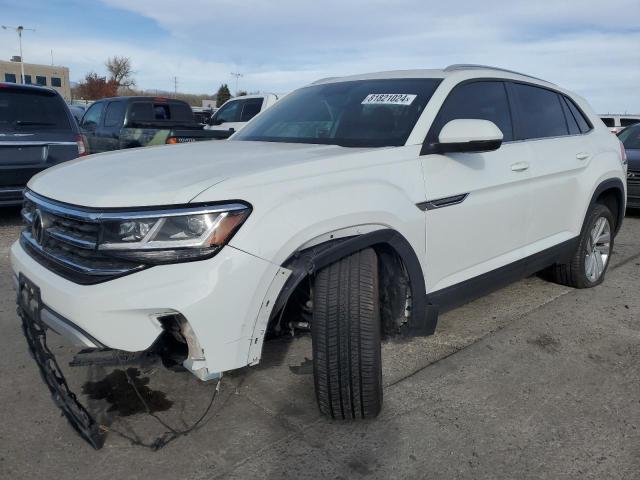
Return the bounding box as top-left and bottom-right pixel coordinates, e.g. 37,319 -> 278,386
361,94 -> 417,106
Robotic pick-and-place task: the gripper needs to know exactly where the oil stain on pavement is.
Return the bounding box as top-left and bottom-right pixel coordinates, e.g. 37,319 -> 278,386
82,368 -> 173,416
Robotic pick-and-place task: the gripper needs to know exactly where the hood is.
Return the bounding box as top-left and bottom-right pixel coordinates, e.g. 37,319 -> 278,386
28,140 -> 357,208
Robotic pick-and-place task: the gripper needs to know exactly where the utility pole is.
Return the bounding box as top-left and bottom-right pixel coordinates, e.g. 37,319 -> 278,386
230,72 -> 243,96
1,25 -> 36,84
174,76 -> 178,97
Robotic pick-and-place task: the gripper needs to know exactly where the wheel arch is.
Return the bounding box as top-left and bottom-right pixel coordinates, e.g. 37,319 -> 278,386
589,178 -> 625,235
268,228 -> 434,337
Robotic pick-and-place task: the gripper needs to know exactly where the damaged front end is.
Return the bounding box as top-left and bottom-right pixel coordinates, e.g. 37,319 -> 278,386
18,274 -> 105,449
17,275 -> 221,450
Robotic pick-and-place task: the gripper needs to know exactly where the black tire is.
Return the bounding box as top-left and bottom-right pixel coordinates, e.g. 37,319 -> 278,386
311,248 -> 382,420
548,203 -> 615,288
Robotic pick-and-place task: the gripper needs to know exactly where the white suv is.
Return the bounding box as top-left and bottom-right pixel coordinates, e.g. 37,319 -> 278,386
11,65 -> 627,440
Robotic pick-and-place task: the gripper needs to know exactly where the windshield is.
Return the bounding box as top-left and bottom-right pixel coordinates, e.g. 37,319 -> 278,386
619,124 -> 640,149
0,88 -> 72,132
234,78 -> 442,147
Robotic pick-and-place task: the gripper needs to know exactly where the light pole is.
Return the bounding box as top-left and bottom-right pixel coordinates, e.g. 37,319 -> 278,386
230,72 -> 243,96
2,25 -> 35,84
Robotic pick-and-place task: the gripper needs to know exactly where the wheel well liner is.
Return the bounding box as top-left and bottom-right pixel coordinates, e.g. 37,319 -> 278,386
270,229 -> 434,335
590,178 -> 625,234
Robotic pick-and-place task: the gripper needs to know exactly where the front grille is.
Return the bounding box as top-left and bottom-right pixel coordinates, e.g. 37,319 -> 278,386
21,192 -> 145,284
628,170 -> 640,186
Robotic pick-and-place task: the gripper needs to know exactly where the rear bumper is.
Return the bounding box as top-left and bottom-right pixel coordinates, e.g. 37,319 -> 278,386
0,187 -> 24,206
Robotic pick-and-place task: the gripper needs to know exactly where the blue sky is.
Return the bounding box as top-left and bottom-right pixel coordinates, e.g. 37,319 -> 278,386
1,0 -> 639,112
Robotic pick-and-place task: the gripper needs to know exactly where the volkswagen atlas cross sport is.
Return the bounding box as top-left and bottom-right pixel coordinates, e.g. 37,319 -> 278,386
11,65 -> 627,446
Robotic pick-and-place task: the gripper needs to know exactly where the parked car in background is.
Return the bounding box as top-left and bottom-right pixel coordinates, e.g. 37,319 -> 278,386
68,105 -> 86,124
205,93 -> 279,139
618,123 -> 640,208
0,83 -> 85,206
600,114 -> 640,134
191,107 -> 214,126
11,66 -> 627,448
79,96 -> 221,154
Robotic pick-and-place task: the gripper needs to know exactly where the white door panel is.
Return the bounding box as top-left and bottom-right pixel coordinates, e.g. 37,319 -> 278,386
421,142 -> 533,293
523,135 -> 592,257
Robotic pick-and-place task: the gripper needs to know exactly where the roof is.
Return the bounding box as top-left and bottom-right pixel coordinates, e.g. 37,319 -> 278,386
312,64 -> 555,87
91,96 -> 192,103
0,82 -> 60,95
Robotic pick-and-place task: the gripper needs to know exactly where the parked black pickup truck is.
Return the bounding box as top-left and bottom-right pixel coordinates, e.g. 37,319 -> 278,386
1,83 -> 85,206
79,96 -> 221,154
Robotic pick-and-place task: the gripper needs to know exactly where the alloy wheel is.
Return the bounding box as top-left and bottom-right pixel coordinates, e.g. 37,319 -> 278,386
584,216 -> 611,282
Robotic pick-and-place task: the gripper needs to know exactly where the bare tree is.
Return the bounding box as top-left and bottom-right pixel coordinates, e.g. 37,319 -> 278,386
105,56 -> 135,89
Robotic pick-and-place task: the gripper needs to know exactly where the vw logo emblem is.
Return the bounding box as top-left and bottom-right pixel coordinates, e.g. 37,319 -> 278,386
32,209 -> 46,246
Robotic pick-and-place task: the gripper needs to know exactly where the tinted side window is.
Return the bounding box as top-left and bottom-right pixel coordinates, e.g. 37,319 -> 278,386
560,96 -> 580,135
169,102 -> 194,122
215,100 -> 241,123
240,98 -> 264,122
511,83 -> 569,140
81,102 -> 104,129
564,97 -> 591,133
128,102 -> 154,124
104,101 -> 126,127
620,118 -> 640,127
600,117 -> 614,128
430,81 -> 513,142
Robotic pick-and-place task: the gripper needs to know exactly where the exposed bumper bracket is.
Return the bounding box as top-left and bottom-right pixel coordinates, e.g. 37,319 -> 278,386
17,277 -> 105,449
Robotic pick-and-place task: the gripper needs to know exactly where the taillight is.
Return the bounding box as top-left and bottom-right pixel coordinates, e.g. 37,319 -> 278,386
75,134 -> 88,156
619,140 -> 627,166
166,136 -> 178,144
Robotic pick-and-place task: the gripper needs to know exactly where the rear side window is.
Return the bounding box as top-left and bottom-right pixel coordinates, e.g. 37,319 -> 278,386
559,97 -> 580,135
0,89 -> 72,132
104,101 -> 126,127
429,81 -> 513,142
511,83 -> 568,140
169,102 -> 194,122
621,118 -> 640,127
127,101 -> 194,123
563,96 -> 591,134
240,98 -> 264,122
600,117 -> 615,128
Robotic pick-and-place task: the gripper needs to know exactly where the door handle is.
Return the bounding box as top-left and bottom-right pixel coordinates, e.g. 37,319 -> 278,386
576,152 -> 591,161
511,162 -> 529,172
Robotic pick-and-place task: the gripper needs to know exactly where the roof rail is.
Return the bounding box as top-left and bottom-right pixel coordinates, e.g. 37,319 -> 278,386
443,64 -> 553,84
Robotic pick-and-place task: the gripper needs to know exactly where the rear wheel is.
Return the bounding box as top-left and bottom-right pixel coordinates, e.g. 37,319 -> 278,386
548,203 -> 614,288
311,248 -> 382,420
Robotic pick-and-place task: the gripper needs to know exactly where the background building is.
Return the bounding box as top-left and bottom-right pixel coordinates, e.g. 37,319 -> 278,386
0,57 -> 70,99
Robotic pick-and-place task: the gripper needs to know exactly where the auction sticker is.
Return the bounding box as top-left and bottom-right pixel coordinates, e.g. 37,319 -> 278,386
361,93 -> 416,105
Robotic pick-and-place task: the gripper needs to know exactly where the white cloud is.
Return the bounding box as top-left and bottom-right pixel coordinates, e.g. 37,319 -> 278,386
2,0 -> 638,112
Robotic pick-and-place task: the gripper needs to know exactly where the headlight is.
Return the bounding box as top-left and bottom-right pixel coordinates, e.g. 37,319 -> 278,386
97,203 -> 251,264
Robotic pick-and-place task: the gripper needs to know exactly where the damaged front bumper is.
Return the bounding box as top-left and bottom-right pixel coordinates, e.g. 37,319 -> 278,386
11,240 -> 290,381
17,273 -> 105,449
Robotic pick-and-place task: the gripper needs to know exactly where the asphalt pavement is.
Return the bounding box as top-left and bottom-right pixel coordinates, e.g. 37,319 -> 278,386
1,207 -> 638,480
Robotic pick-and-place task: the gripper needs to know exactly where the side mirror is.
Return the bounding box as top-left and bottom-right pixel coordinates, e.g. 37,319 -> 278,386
436,119 -> 503,154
